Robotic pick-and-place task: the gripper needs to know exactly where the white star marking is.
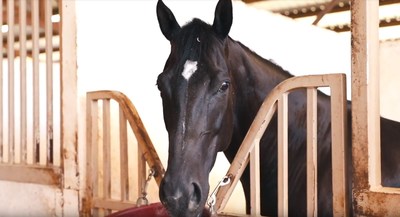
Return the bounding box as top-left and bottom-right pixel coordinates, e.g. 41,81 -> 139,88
181,60 -> 198,80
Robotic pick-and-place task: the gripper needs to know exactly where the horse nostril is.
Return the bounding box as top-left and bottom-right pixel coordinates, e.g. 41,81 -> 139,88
188,182 -> 202,211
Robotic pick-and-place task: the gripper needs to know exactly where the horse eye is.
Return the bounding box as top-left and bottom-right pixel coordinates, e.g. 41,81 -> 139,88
218,81 -> 230,92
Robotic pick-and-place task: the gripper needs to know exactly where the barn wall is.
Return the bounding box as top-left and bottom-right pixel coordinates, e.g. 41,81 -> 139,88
74,0 -> 398,214
0,181 -> 62,216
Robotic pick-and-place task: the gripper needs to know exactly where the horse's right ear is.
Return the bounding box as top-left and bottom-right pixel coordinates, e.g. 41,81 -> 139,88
212,0 -> 233,39
156,0 -> 181,41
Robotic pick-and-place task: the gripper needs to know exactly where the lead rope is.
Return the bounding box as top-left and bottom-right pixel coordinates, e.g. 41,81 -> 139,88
206,175 -> 231,215
136,168 -> 155,207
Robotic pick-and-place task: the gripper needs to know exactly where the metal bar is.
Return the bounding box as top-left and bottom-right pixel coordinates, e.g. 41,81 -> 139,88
119,108 -> 129,201
45,0 -> 54,165
7,0 -> 15,164
277,93 -> 289,217
19,0 -> 28,164
32,0 -> 40,164
306,87 -> 318,217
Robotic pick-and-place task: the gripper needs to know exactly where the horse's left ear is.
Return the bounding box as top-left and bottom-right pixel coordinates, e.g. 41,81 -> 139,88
212,0 -> 233,39
157,0 -> 181,41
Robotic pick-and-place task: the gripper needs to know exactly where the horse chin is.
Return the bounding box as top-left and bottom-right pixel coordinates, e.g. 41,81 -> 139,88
165,207 -> 207,217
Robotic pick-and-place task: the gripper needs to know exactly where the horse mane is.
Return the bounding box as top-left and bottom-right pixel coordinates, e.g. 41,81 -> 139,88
181,18 -> 293,81
232,37 -> 295,79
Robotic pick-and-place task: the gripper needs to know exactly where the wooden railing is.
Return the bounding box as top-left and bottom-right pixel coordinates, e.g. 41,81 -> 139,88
85,90 -> 165,216
0,0 -> 61,185
215,74 -> 349,216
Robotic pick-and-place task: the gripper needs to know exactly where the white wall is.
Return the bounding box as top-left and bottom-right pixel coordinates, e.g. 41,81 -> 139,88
380,39 -> 400,122
0,181 -> 62,217
74,0 -> 356,214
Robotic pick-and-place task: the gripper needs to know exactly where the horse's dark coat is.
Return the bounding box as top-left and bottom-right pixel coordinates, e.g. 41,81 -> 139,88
155,0 -> 400,216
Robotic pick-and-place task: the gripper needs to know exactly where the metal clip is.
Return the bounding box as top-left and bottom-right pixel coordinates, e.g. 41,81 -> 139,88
136,168 -> 155,207
207,175 -> 231,214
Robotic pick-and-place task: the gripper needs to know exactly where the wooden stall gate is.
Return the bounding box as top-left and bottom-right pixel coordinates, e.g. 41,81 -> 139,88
84,90 -> 165,216
0,0 -> 61,193
0,0 -> 79,215
214,74 -> 349,217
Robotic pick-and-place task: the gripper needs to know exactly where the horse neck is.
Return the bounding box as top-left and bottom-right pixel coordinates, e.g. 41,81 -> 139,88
226,38 -> 292,115
223,38 -> 293,160
226,38 -> 292,102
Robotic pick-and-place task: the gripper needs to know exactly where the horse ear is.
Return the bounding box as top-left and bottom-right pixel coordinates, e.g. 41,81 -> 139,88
156,0 -> 181,41
212,0 -> 233,39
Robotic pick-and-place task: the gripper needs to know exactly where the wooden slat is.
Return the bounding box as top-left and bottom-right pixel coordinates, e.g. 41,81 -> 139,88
277,93 -> 289,217
306,88 -> 318,217
92,102 -> 98,198
249,138 -> 260,215
138,144 -> 146,200
19,0 -> 28,164
32,0 -> 40,164
7,0 -> 15,164
92,198 -> 136,211
102,99 -> 111,215
119,108 -> 129,201
45,0 -> 54,165
86,100 -> 99,216
0,0 -> 4,163
365,0 -> 381,189
330,72 -> 348,217
60,0 -> 78,192
85,97 -> 93,216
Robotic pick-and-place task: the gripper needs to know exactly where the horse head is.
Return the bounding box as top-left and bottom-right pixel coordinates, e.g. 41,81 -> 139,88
156,0 -> 234,216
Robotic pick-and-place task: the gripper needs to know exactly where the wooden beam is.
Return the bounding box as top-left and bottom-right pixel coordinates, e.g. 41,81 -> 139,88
1,1 -> 60,35
275,0 -> 400,19
0,164 -> 61,186
241,0 -> 266,3
327,17 -> 400,32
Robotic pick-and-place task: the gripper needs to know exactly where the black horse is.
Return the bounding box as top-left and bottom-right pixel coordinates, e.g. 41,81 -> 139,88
155,0 -> 400,216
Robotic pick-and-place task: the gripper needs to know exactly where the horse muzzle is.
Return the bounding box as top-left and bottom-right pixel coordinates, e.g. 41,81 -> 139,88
159,173 -> 207,217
